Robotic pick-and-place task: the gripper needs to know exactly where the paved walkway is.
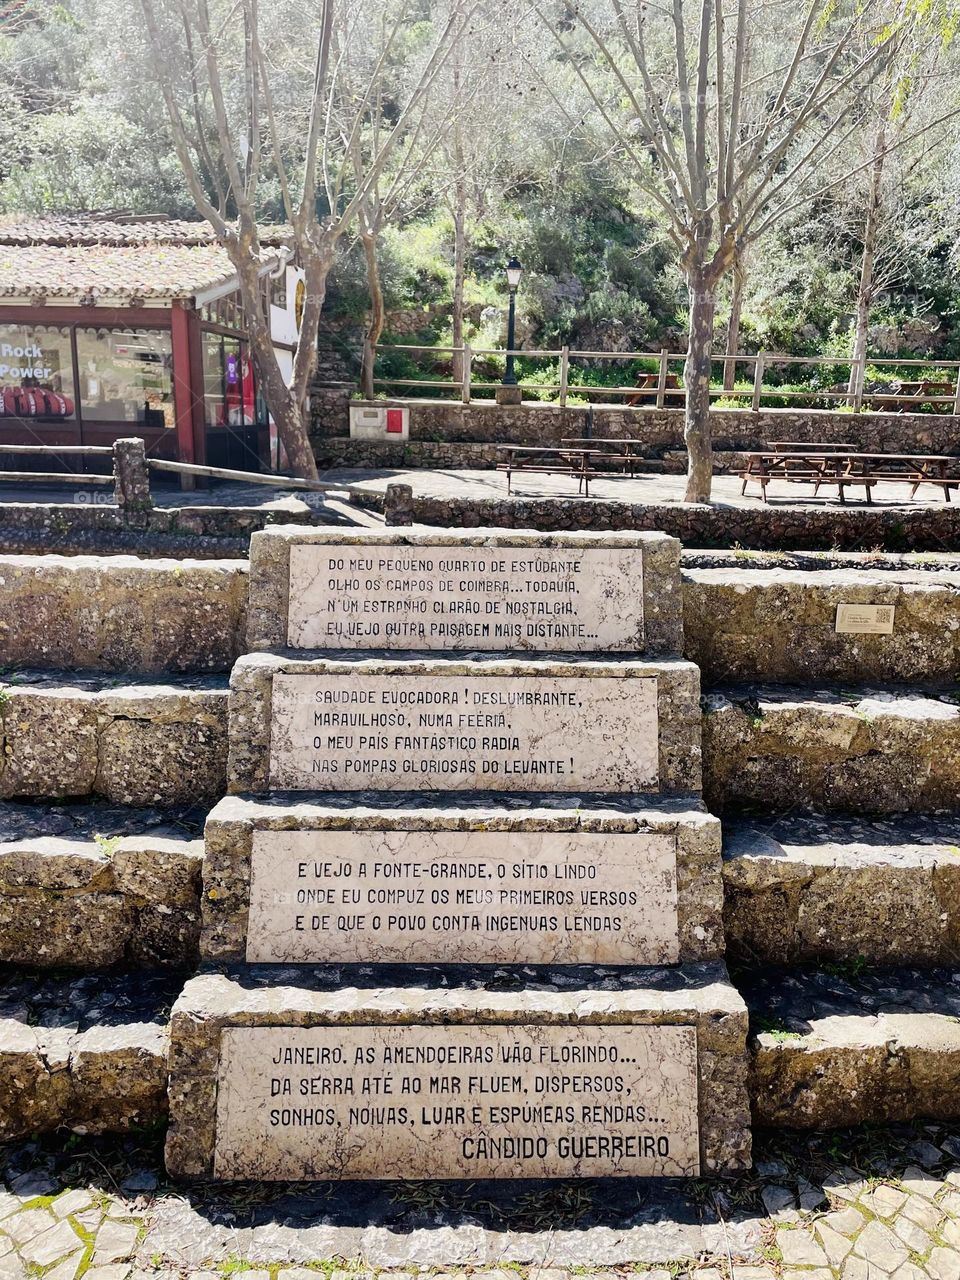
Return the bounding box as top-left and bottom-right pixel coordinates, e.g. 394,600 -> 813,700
324,467 -> 954,509
0,468 -> 950,514
0,1125 -> 959,1278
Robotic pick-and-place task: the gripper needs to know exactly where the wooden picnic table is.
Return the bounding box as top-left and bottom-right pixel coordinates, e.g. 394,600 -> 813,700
768,440 -> 858,452
497,444 -> 633,496
741,449 -> 960,504
560,437 -> 647,476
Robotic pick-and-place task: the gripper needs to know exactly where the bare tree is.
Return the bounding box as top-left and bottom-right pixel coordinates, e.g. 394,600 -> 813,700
540,0 -> 959,501
137,0 -> 474,478
840,34 -> 955,395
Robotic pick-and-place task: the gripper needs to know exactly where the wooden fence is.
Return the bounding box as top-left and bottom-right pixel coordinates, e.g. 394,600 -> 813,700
0,441 -> 350,504
372,343 -> 960,413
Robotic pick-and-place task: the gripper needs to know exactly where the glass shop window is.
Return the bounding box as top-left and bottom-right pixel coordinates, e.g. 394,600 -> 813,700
0,323 -> 76,419
76,327 -> 174,427
202,333 -> 258,426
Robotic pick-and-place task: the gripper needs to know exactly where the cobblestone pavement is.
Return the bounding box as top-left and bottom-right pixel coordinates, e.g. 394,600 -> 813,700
0,1125 -> 958,1278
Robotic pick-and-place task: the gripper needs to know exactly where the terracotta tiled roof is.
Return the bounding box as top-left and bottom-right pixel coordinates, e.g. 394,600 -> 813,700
0,214 -> 292,247
0,216 -> 289,303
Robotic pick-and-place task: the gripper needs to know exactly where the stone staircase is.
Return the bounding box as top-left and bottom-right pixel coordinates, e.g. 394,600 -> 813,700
686,561 -> 960,1133
0,538 -> 958,1163
167,526 -> 751,1180
0,553 -> 245,1138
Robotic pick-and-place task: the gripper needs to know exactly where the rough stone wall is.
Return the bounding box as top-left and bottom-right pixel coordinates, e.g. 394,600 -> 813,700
316,436 -> 763,474
311,392 -> 960,454
0,971 -> 176,1138
702,686 -> 960,815
0,555 -> 249,674
0,503 -> 312,558
0,675 -> 228,805
684,568 -> 960,685
722,818 -> 960,967
744,967 -> 960,1128
383,488 -> 960,552
0,833 -> 203,968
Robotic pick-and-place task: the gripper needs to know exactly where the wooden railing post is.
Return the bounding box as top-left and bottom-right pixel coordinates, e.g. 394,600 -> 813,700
361,334 -> 374,400
559,346 -> 569,407
655,348 -> 669,408
461,344 -> 472,404
951,362 -> 960,416
751,350 -> 766,412
851,350 -> 867,413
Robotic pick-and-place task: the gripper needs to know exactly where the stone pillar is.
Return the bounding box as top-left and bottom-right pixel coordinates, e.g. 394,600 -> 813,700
384,482 -> 414,526
112,438 -> 153,512
495,384 -> 522,406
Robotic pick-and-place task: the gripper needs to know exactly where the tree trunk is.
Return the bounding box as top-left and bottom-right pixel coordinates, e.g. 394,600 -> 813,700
361,229 -> 385,400
723,259 -> 746,392
847,130 -> 885,398
270,395 -> 321,479
234,254 -> 320,481
683,272 -> 717,503
451,192 -> 467,384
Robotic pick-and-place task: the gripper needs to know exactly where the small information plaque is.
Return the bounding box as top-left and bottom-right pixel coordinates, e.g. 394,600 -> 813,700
213,1023 -> 701,1179
835,603 -> 896,635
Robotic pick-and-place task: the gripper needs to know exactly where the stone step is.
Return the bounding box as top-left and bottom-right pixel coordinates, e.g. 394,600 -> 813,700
0,553 -> 248,673
229,651 -> 702,797
202,792 -> 723,965
722,814 -> 960,966
0,671 -> 229,805
0,967 -> 179,1138
684,566 -> 960,685
702,684 -> 960,815
744,965 -> 960,1129
247,525 -> 683,657
0,801 -> 204,969
165,960 -> 751,1181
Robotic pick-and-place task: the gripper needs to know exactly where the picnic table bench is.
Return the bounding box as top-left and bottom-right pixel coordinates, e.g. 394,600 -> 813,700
741,449 -> 960,504
497,444 -> 638,496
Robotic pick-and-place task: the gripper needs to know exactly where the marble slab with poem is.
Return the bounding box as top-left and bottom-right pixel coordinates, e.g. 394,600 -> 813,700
287,543 -> 645,651
268,672 -> 659,792
213,1023 -> 700,1179
245,828 -> 679,965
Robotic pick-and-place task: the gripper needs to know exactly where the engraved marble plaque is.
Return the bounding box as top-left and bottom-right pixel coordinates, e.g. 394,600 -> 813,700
835,603 -> 896,634
269,672 -> 659,792
246,829 -> 679,965
213,1023 -> 700,1179
288,544 -> 645,651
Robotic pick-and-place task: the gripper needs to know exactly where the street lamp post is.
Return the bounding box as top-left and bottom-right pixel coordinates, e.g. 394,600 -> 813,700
497,257 -> 523,405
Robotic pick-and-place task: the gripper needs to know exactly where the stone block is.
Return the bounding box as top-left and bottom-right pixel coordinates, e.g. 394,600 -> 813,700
247,526 -> 683,657
165,962 -> 751,1180
0,971 -> 178,1138
744,966 -> 960,1127
0,830 -> 203,969
201,793 -> 724,965
684,567 -> 960,686
723,816 -> 960,965
227,652 -> 701,797
702,685 -> 960,814
0,555 -> 247,673
0,674 -> 229,805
